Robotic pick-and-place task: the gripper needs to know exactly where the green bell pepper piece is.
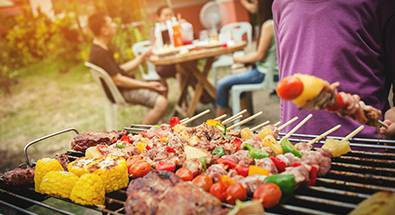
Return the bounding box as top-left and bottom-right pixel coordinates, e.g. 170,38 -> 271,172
212,146 -> 225,157
242,143 -> 254,151
248,148 -> 269,159
199,157 -> 207,171
280,138 -> 302,157
264,174 -> 296,198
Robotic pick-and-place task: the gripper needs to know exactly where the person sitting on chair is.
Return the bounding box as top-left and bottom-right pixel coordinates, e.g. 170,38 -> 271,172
88,12 -> 168,124
216,0 -> 277,117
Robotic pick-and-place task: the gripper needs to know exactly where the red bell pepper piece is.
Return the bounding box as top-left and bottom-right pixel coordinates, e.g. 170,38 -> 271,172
309,166 -> 319,186
235,165 -> 248,177
217,158 -> 237,169
270,157 -> 287,173
145,145 -> 151,150
291,162 -> 301,167
156,161 -> 176,172
169,117 -> 181,128
231,137 -> 242,151
120,135 -> 131,144
165,146 -> 176,153
326,93 -> 345,111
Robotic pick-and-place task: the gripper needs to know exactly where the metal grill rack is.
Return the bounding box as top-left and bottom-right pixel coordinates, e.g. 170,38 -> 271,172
1,126 -> 395,215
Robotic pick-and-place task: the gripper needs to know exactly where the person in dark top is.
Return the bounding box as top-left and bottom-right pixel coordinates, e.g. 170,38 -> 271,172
88,12 -> 168,124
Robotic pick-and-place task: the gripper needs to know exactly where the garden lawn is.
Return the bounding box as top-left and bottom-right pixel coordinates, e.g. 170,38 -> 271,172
0,58 -> 176,171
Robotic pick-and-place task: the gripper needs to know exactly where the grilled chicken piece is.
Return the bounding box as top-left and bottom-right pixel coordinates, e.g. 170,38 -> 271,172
125,171 -> 180,215
157,182 -> 228,215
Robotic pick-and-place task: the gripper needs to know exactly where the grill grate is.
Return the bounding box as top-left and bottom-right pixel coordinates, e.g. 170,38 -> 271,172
1,126 -> 395,215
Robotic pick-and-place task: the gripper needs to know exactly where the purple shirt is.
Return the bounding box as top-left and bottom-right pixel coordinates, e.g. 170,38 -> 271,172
273,0 -> 395,138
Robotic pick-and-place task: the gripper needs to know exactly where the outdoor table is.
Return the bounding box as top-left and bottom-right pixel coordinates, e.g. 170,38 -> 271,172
150,42 -> 246,117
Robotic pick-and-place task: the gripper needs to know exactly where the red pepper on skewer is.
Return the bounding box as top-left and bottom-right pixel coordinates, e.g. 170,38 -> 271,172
156,161 -> 176,172
231,137 -> 242,151
309,166 -> 319,186
169,117 -> 181,128
235,165 -> 248,177
326,93 -> 345,112
165,146 -> 176,153
120,135 -> 131,144
291,162 -> 301,167
145,145 -> 151,150
270,157 -> 287,173
217,158 -> 237,169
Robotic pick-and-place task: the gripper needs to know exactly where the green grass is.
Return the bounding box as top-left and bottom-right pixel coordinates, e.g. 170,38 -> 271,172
0,58 -> 176,171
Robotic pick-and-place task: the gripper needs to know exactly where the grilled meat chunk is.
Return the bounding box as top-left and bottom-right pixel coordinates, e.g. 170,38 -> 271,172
125,171 -> 180,215
70,132 -> 115,152
157,182 -> 228,215
1,165 -> 34,186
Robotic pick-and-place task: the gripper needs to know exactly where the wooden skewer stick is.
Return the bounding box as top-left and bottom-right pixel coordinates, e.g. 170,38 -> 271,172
228,111 -> 263,130
280,114 -> 313,141
182,109 -> 210,124
214,114 -> 227,121
342,125 -> 365,141
306,124 -> 341,145
251,121 -> 271,132
378,120 -> 389,129
277,116 -> 299,131
222,109 -> 247,125
180,117 -> 189,123
273,121 -> 282,127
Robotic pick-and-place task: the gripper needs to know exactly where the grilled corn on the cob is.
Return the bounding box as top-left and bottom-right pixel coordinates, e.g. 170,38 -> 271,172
67,157 -> 99,176
67,156 -> 128,193
34,158 -> 64,192
91,156 -> 129,192
39,171 -> 79,198
70,173 -> 105,206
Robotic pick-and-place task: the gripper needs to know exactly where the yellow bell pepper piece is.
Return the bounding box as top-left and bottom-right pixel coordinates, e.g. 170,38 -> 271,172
292,74 -> 327,107
159,136 -> 168,143
136,141 -> 147,153
257,127 -> 274,140
219,175 -> 236,186
262,135 -> 283,155
248,165 -> 270,176
240,128 -> 254,140
322,139 -> 351,157
206,119 -> 220,126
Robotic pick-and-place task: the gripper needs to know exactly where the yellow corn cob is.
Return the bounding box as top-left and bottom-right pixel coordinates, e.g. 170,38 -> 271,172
70,173 -> 105,206
34,158 -> 64,192
39,171 -> 79,198
67,157 -> 99,176
91,156 -> 129,193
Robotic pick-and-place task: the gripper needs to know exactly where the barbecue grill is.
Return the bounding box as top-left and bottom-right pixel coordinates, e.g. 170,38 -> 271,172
1,125 -> 395,215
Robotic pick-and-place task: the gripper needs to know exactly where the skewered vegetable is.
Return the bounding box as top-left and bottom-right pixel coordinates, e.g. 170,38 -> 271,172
212,146 -> 225,157
34,158 -> 64,192
128,160 -> 151,177
39,171 -> 79,198
253,183 -> 282,208
70,173 -> 105,206
248,165 -> 270,176
175,167 -> 194,181
322,138 -> 351,157
228,200 -> 264,215
280,139 -> 302,157
192,174 -> 213,192
210,182 -> 227,201
225,183 -> 248,204
264,174 -> 296,198
262,136 -> 283,155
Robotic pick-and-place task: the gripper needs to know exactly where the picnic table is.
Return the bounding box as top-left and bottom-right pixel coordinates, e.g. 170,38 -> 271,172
150,42 -> 246,117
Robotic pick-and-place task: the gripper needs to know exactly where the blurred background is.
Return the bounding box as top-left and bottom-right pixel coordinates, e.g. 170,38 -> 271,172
0,0 -> 278,172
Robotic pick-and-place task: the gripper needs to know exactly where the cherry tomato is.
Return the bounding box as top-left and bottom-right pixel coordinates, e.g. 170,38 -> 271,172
126,156 -> 142,167
156,161 -> 176,172
225,183 -> 247,204
192,174 -> 213,191
210,182 -> 227,202
120,135 -> 131,144
128,161 -> 151,177
253,183 -> 282,208
175,167 -> 194,181
276,76 -> 304,100
169,117 -> 181,128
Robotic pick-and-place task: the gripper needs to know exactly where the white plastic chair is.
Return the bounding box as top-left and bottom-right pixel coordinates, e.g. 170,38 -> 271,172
132,40 -> 160,81
212,22 -> 253,85
230,63 -> 278,118
85,62 -> 128,131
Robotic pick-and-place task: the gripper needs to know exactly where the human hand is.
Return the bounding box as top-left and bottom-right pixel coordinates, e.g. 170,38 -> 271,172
233,56 -> 242,64
141,47 -> 153,60
147,81 -> 167,93
378,120 -> 395,137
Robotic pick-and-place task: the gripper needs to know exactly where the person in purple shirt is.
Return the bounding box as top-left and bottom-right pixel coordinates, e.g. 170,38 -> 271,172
272,0 -> 395,138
